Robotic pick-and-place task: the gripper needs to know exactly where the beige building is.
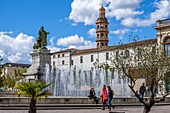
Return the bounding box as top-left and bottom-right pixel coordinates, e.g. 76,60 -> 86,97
0,63 -> 30,77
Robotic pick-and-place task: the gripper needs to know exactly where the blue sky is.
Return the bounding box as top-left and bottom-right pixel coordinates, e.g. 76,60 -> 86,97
0,0 -> 170,64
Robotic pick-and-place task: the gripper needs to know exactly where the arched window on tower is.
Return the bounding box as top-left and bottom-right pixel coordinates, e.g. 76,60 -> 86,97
164,36 -> 170,56
97,34 -> 99,39
97,25 -> 99,29
101,33 -> 104,39
97,43 -> 99,47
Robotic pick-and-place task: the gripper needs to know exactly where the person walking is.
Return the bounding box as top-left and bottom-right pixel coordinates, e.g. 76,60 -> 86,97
139,83 -> 146,100
107,86 -> 115,111
100,85 -> 108,110
88,87 -> 98,104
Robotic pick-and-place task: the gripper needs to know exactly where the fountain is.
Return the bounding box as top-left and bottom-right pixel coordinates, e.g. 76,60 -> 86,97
45,64 -> 131,97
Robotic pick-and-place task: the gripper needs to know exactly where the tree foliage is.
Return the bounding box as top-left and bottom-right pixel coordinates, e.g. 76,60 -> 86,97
14,81 -> 52,113
109,44 -> 170,113
95,43 -> 170,113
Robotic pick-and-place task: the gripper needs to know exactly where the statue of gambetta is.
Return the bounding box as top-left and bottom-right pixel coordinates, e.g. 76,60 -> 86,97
33,26 -> 49,49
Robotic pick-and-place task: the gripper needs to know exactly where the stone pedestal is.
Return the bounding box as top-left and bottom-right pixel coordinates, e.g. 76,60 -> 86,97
23,48 -> 51,82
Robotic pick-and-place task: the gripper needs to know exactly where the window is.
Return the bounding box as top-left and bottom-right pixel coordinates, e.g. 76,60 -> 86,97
97,43 -> 99,47
80,56 -> 83,63
62,60 -> 64,65
53,55 -> 55,58
164,37 -> 170,56
91,55 -> 94,62
152,46 -> 156,55
101,33 -> 104,38
53,61 -> 55,66
58,54 -> 60,58
138,62 -> 142,68
101,43 -> 104,46
97,34 -> 99,39
138,48 -> 142,59
71,60 -> 74,65
106,53 -> 109,60
116,51 -> 119,60
165,44 -> 170,56
125,50 -> 129,58
62,54 -> 65,57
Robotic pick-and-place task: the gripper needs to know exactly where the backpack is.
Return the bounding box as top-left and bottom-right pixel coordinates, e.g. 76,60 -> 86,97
111,90 -> 114,97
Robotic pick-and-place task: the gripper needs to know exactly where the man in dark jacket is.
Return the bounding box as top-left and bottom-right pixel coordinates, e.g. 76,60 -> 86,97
139,83 -> 146,100
107,86 -> 115,111
88,87 -> 98,104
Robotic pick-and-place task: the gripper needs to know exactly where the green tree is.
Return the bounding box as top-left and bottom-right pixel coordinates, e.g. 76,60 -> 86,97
109,44 -> 170,113
2,74 -> 16,90
95,43 -> 170,113
14,81 -> 52,113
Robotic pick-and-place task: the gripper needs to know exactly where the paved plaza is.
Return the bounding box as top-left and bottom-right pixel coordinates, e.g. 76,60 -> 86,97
0,105 -> 169,113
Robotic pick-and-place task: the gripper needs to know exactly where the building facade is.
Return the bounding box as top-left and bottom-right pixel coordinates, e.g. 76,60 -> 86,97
50,6 -> 170,95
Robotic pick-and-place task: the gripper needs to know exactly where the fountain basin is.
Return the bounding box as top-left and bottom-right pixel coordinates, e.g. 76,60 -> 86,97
0,97 -> 170,104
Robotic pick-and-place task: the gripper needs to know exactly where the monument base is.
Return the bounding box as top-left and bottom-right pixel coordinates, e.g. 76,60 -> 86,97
23,48 -> 51,82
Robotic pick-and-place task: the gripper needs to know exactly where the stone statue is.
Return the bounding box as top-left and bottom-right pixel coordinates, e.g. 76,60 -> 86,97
33,26 -> 49,49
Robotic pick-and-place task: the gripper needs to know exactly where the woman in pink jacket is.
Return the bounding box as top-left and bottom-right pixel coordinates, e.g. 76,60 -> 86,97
100,85 -> 108,110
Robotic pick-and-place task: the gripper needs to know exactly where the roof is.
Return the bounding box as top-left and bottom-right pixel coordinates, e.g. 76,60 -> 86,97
50,38 -> 157,55
74,38 -> 157,55
0,63 -> 31,68
51,48 -> 77,54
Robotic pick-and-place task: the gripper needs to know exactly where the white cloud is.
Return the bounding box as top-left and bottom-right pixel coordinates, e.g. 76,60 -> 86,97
110,29 -> 130,41
69,0 -> 102,25
0,31 -> 13,35
69,0 -> 143,25
0,32 -> 35,63
87,28 -> 96,38
0,32 -> 62,63
110,29 -> 129,35
57,34 -> 96,49
69,0 -> 170,28
106,0 -> 143,20
47,46 -> 61,53
121,0 -> 170,27
50,36 -> 56,46
57,34 -> 85,46
8,52 -> 22,63
71,23 -> 77,26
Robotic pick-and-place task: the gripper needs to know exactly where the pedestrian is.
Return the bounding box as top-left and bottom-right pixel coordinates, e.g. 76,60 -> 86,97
139,83 -> 146,100
100,85 -> 108,110
87,87 -> 98,104
107,86 -> 115,111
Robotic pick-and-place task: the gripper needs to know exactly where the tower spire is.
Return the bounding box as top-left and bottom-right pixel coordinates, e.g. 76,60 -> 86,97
96,6 -> 109,48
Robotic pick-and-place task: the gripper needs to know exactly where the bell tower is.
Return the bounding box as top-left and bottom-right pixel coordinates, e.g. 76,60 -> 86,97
96,5 -> 109,48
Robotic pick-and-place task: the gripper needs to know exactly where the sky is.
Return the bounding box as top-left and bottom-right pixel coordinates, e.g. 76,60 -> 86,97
0,0 -> 170,64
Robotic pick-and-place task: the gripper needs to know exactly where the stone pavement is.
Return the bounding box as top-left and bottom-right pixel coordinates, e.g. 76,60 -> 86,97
0,105 -> 169,113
